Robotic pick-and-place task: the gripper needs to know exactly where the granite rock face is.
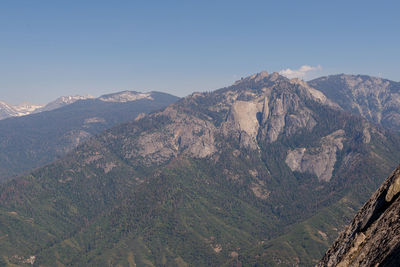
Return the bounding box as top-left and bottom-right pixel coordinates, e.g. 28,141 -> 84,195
128,106 -> 218,165
285,129 -> 345,182
122,72 -> 330,164
319,164 -> 400,266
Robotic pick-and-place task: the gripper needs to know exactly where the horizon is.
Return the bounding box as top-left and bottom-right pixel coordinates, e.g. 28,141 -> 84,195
1,1 -> 399,104
1,70 -> 397,106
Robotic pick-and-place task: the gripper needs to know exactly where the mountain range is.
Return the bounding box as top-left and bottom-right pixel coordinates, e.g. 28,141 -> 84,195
0,72 -> 399,266
0,91 -> 172,121
0,91 -> 179,182
0,95 -> 94,120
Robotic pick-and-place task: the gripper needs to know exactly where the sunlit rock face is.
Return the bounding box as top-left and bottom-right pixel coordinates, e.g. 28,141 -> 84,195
286,130 -> 345,182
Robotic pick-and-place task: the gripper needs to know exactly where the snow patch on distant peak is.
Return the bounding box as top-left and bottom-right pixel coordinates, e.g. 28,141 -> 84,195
99,91 -> 153,102
0,101 -> 17,113
13,103 -> 44,116
57,95 -> 94,103
0,100 -> 43,119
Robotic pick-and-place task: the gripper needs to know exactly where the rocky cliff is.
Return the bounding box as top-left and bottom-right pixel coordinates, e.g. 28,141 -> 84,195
319,164 -> 400,267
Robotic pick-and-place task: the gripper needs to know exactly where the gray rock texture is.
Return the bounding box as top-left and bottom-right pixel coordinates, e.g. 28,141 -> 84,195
285,130 -> 345,182
318,164 -> 400,266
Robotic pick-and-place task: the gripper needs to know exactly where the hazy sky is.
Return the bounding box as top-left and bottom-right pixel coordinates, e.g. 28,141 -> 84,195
1,0 -> 399,104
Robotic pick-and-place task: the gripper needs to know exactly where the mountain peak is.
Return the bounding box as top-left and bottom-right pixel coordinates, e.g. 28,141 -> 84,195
234,71 -> 284,85
249,71 -> 269,80
0,100 -> 44,119
227,71 -> 337,111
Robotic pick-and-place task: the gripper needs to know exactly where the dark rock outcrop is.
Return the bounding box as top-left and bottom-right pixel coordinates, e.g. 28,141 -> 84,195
319,164 -> 400,266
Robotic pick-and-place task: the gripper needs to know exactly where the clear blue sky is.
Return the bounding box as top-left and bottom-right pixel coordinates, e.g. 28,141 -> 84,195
1,0 -> 399,104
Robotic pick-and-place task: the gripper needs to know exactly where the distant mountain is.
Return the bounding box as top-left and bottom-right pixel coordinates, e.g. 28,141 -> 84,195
35,95 -> 94,113
0,91 -> 179,182
0,101 -> 43,120
0,72 -> 399,266
319,163 -> 400,266
12,102 -> 44,116
310,74 -> 400,132
0,94 -> 94,120
0,91 -> 151,120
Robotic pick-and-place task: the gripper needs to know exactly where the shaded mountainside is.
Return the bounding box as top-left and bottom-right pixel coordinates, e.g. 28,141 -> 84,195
0,72 -> 399,266
0,91 -> 179,182
310,74 -> 400,132
319,164 -> 400,267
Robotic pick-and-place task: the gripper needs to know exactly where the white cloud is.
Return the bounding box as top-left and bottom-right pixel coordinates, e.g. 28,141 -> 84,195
279,65 -> 322,79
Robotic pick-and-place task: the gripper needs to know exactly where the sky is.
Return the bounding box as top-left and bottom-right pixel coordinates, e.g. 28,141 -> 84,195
0,0 -> 399,105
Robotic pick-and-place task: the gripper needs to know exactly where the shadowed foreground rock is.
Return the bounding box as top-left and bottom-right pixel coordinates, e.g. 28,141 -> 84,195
318,164 -> 400,267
